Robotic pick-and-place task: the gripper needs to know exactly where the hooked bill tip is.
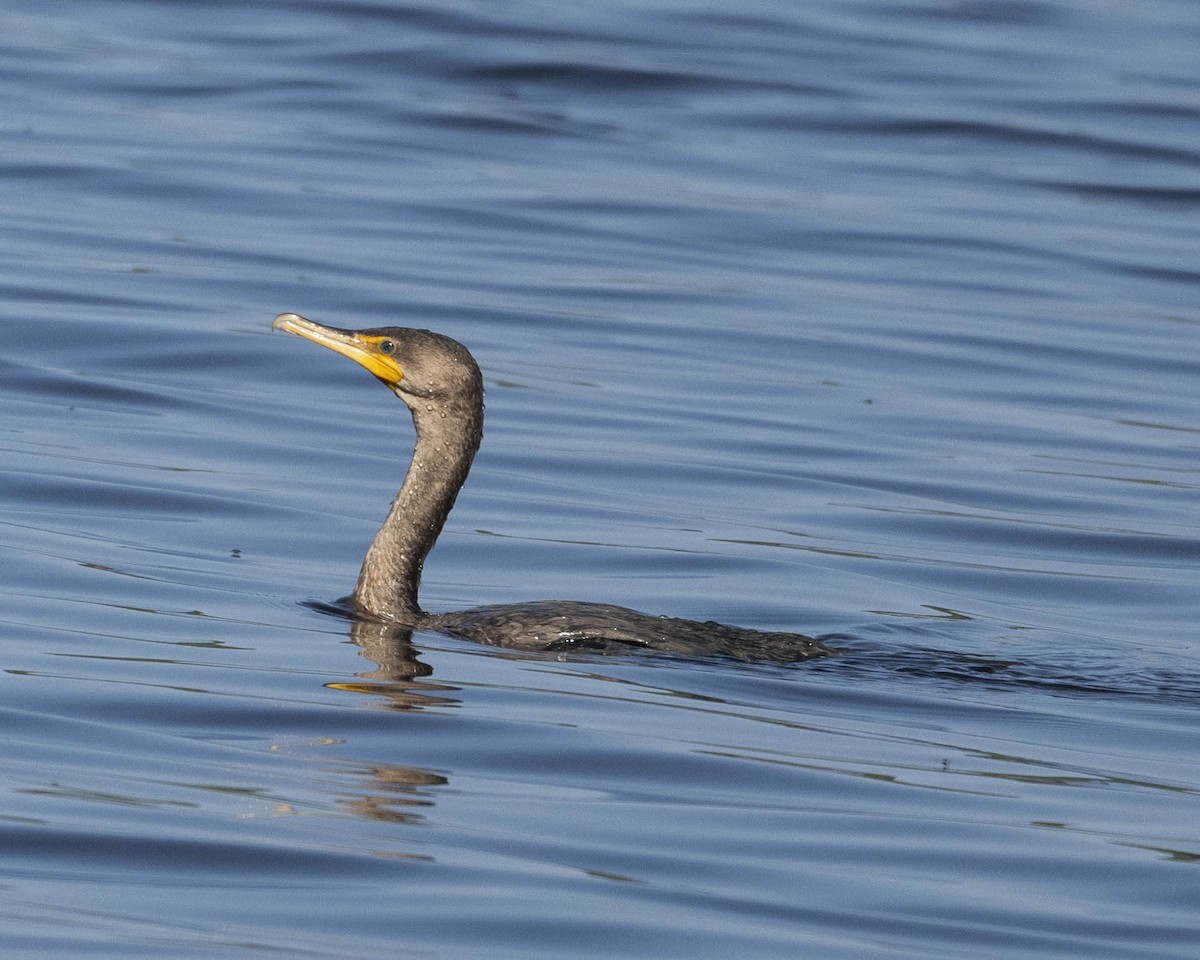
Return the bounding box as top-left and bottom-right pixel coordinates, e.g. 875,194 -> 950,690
272,312 -> 308,333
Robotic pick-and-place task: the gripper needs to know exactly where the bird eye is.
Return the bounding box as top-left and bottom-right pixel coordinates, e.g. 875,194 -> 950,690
379,340 -> 396,355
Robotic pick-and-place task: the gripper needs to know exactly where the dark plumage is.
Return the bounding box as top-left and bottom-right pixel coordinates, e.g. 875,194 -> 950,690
273,313 -> 829,661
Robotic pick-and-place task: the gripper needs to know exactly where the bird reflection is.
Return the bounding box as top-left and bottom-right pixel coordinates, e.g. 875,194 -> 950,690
339,761 -> 447,829
323,617 -> 456,711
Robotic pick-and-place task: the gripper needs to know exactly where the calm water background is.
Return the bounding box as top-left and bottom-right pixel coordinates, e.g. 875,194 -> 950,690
2,0 -> 1198,956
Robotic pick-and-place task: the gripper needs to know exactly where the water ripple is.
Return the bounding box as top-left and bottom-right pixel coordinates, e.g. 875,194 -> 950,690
0,0 -> 1198,957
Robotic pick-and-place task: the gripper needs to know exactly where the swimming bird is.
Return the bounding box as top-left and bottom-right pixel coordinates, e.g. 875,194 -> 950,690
273,313 -> 829,661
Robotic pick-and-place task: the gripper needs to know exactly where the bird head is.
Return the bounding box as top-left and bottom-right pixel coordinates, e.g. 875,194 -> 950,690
272,313 -> 481,404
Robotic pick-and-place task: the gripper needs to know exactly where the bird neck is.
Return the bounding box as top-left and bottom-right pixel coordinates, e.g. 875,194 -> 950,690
353,395 -> 482,624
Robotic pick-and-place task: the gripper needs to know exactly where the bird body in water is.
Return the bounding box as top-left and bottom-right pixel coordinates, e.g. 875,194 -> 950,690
273,313 -> 829,661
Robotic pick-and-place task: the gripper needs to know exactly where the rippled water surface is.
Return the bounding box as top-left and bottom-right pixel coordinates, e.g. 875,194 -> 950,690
2,0 -> 1198,957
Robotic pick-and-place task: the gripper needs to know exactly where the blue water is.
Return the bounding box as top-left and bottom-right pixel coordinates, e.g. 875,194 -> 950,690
2,0 -> 1198,957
